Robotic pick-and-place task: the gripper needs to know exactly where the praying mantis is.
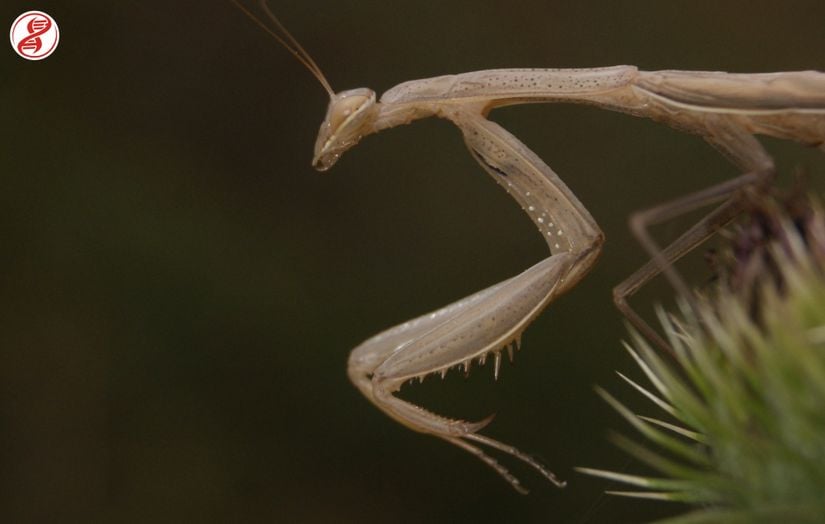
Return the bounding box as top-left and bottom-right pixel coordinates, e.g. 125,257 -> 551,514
231,1 -> 825,493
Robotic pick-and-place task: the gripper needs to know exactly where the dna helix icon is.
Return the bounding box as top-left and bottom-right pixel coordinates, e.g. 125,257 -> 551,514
16,15 -> 52,56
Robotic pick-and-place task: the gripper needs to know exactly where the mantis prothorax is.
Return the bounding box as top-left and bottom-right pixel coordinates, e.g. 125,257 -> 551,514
231,1 -> 825,493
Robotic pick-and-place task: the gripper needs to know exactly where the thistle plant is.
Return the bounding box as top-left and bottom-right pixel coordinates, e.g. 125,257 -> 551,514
580,191 -> 825,523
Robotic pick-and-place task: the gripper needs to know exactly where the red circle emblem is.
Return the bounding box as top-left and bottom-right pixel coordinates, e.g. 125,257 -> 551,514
10,11 -> 60,61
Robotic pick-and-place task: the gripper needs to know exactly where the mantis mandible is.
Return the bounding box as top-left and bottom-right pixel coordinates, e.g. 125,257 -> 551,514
231,1 -> 825,493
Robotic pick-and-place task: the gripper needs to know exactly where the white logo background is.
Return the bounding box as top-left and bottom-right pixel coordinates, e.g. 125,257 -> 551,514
10,11 -> 60,61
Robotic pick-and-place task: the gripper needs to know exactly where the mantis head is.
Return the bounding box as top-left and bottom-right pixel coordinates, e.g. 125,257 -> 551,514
230,1 -> 378,171
312,88 -> 378,171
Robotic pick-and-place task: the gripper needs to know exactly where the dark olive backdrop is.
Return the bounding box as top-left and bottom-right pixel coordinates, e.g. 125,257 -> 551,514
3,1 -> 825,522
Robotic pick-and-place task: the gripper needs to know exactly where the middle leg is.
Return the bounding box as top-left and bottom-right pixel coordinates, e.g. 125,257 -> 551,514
613,170 -> 773,353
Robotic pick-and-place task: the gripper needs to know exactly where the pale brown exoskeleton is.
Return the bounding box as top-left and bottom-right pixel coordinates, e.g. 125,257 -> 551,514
231,0 -> 825,494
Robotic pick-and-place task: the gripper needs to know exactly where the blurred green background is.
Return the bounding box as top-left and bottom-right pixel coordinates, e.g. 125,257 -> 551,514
2,1 -> 824,522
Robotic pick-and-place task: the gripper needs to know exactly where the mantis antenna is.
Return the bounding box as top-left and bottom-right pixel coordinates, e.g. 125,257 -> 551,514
229,0 -> 335,97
